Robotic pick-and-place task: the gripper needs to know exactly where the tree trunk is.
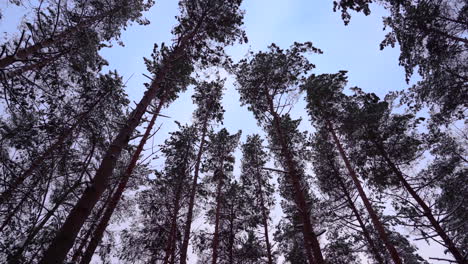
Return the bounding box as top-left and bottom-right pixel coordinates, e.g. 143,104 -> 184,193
37,36 -> 187,262
163,178 -> 184,264
38,10 -> 207,263
228,203 -> 235,264
268,98 -> 322,264
211,176 -> 223,264
336,177 -> 385,264
79,99 -> 165,264
373,140 -> 465,264
327,121 -> 402,264
180,119 -> 209,264
0,9 -> 114,69
257,178 -> 273,264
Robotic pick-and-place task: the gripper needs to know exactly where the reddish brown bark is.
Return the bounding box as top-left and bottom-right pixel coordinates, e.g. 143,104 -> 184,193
267,96 -> 322,264
37,35 -> 189,263
257,177 -> 274,264
79,100 -> 165,264
327,121 -> 402,264
211,175 -> 223,264
373,140 -> 465,264
336,178 -> 385,264
180,119 -> 209,264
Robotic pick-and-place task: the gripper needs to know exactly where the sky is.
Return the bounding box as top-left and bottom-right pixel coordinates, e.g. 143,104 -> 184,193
0,0 -> 452,263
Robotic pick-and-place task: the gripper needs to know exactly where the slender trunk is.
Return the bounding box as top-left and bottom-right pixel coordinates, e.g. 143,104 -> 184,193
0,9 -> 114,69
336,178 -> 385,264
37,42 -> 183,264
163,180 -> 184,264
39,10 -> 205,262
327,121 -> 402,264
180,119 -> 209,264
373,141 -> 465,264
211,176 -> 223,264
79,99 -> 165,264
228,203 -> 235,264
257,180 -> 273,264
268,98 -> 322,264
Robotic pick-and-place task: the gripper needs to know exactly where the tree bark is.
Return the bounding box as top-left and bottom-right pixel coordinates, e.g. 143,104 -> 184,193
38,10 -> 206,263
79,100 -> 165,264
0,9 -> 114,70
163,186 -> 183,264
179,118 -> 209,264
336,177 -> 385,264
257,178 -> 274,264
211,175 -> 223,264
373,140 -> 465,264
327,121 -> 402,264
268,97 -> 322,264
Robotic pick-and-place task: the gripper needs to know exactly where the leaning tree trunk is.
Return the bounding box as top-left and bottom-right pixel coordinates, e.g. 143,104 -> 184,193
373,140 -> 465,264
79,99 -> 165,264
70,187 -> 113,263
180,118 -> 209,264
327,121 -> 402,264
336,176 -> 385,264
268,97 -> 323,264
0,8 -> 115,70
36,26 -> 196,261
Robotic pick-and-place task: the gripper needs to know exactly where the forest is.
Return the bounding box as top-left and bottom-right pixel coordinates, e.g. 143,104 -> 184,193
0,0 -> 466,263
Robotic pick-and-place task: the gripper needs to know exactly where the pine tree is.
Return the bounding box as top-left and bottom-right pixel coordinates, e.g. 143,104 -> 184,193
302,71 -> 403,264
180,78 -> 226,264
193,128 -> 241,264
235,42 -> 325,264
239,134 -> 276,264
38,1 -> 246,262
0,0 -> 154,71
118,124 -> 197,263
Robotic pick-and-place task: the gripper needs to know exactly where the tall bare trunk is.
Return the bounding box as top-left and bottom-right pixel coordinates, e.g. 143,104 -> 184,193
180,119 -> 208,264
373,140 -> 465,264
327,121 -> 402,264
38,12 -> 203,264
211,176 -> 223,264
163,178 -> 184,264
268,98 -> 322,264
37,56 -> 176,264
257,179 -> 273,264
79,99 -> 165,264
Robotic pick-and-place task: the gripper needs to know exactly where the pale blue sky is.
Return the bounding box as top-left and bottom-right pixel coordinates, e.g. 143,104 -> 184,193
1,0 -> 448,263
